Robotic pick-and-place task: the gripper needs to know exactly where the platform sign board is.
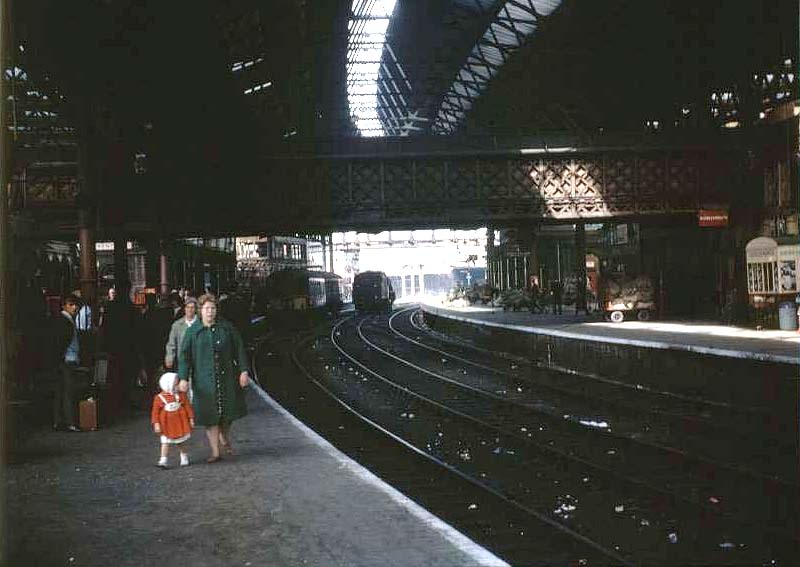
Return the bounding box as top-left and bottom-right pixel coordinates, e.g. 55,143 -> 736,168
698,209 -> 728,227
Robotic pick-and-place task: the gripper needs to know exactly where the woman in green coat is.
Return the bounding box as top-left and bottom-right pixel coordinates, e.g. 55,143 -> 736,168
178,294 -> 250,463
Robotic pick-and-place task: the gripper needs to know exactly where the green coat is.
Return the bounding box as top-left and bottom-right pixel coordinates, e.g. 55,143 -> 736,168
178,320 -> 249,426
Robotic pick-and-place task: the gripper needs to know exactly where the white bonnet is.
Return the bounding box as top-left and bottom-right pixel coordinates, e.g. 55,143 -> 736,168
159,372 -> 178,394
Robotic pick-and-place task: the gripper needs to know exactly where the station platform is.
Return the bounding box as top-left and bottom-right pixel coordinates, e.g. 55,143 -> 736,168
6,385 -> 507,567
419,301 -> 798,413
419,301 -> 800,365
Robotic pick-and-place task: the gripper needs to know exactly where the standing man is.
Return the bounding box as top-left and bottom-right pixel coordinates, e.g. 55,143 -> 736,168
528,276 -> 543,314
219,282 -> 251,343
100,280 -> 145,422
73,289 -> 92,332
164,297 -> 197,371
98,287 -> 116,328
52,294 -> 82,432
551,280 -> 563,315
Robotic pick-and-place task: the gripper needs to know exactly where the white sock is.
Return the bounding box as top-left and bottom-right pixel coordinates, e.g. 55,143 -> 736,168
179,453 -> 189,466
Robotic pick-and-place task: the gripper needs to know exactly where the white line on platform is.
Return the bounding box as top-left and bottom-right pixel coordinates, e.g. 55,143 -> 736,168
422,306 -> 800,366
248,380 -> 510,567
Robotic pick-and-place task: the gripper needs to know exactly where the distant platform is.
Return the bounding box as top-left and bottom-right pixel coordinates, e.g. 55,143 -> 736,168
420,301 -> 799,366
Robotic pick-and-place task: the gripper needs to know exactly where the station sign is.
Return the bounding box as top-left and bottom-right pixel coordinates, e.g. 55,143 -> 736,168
94,241 -> 134,251
698,209 -> 728,227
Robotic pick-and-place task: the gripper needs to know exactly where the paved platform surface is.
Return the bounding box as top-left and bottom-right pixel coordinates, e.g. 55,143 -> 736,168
6,385 -> 507,567
420,301 -> 800,365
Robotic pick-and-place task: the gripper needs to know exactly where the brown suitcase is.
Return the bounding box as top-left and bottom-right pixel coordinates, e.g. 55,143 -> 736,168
79,398 -> 98,431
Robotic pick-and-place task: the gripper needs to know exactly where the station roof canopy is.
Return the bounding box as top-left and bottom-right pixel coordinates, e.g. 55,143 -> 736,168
10,0 -> 798,225
15,0 -> 796,139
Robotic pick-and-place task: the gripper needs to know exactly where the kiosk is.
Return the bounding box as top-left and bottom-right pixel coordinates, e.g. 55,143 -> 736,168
745,236 -> 799,329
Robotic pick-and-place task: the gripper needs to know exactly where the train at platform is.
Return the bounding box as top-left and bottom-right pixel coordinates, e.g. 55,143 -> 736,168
258,269 -> 344,315
353,271 -> 395,313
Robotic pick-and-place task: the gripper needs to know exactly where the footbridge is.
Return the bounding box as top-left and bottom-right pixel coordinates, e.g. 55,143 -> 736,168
13,131 -> 770,237
253,132 -> 753,233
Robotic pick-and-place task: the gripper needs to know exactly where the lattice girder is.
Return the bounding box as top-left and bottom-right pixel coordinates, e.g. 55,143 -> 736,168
260,148 -> 737,230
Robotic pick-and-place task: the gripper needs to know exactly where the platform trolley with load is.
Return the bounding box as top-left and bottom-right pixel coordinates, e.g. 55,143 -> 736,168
602,273 -> 656,323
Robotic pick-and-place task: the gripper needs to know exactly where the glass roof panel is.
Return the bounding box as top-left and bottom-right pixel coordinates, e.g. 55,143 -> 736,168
347,0 -> 399,137
433,0 -> 561,133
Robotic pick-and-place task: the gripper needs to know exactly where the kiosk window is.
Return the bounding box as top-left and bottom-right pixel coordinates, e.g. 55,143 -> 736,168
747,262 -> 778,293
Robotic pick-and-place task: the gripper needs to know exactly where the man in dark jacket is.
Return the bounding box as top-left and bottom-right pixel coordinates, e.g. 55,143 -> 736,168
551,280 -> 563,315
219,283 -> 251,343
51,294 -> 82,431
100,280 -> 145,421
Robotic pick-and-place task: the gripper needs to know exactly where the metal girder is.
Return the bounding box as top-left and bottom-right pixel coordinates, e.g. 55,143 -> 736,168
254,145 -> 736,232
433,0 -> 558,134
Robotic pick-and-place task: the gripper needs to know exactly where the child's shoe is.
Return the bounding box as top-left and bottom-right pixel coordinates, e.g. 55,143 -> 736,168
157,457 -> 169,469
179,453 -> 190,467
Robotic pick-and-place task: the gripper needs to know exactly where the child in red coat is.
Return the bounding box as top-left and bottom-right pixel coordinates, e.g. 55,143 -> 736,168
151,372 -> 195,468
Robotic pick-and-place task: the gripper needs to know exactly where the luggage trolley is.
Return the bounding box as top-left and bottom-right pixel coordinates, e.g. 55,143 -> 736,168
602,274 -> 656,323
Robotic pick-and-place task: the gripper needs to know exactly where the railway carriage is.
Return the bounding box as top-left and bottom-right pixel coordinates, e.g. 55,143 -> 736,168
262,269 -> 343,314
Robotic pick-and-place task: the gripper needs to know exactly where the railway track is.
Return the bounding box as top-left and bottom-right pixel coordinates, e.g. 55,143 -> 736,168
335,313 -> 796,563
253,326 -> 618,566
255,311 -> 797,565
388,308 -> 798,487
394,307 -> 797,481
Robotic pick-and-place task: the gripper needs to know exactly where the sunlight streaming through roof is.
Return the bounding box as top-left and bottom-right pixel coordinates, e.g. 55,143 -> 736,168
347,0 -> 398,136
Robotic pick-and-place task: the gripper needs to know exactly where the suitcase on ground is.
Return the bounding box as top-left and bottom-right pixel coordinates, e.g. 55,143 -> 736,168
79,398 -> 98,431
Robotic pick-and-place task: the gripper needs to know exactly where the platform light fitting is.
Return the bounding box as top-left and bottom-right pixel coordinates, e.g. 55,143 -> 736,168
518,146 -> 576,155
244,81 -> 272,95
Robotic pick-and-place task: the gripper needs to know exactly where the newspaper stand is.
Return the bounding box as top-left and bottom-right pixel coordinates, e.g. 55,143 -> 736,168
745,236 -> 799,328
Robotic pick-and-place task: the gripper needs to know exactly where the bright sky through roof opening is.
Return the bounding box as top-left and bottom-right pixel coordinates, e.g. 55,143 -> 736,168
347,0 -> 398,137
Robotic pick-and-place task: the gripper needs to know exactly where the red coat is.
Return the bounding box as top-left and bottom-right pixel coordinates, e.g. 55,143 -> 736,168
151,392 -> 194,440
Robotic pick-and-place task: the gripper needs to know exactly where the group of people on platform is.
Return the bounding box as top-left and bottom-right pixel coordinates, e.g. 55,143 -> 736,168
528,278 -> 564,315
49,282 -> 253,466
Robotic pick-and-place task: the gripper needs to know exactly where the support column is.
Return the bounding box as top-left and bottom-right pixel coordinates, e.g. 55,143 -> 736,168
159,243 -> 169,296
0,4 -> 10,557
528,226 -> 539,287
78,210 -> 97,325
575,221 -> 587,314
485,227 -> 495,288
114,236 -> 129,289
144,239 -> 159,289
328,233 -> 334,273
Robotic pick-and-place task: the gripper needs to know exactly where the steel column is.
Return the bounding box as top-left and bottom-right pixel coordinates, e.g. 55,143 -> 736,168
114,237 -> 129,288
575,221 -> 587,314
78,210 -> 97,325
328,233 -> 334,273
159,244 -> 169,296
0,3 -> 10,558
